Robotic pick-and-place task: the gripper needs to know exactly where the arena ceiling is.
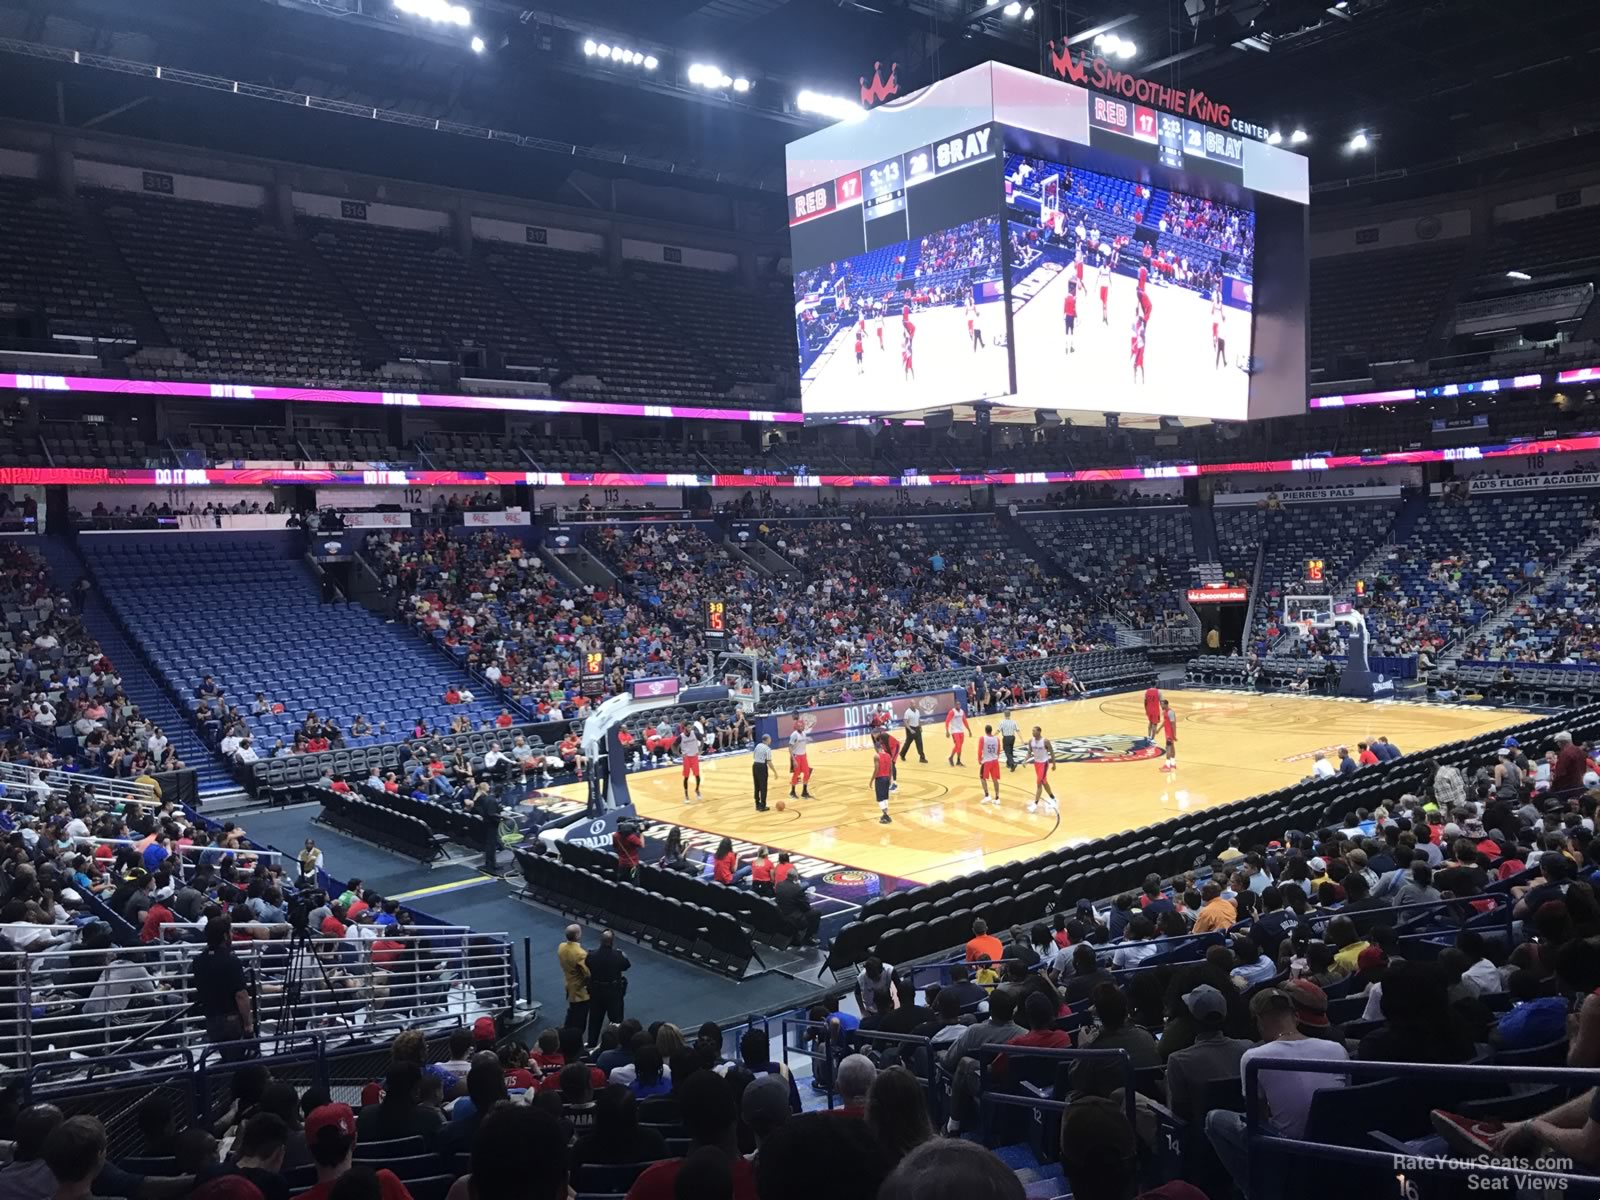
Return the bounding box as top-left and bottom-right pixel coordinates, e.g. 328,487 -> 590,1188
0,0 -> 1598,206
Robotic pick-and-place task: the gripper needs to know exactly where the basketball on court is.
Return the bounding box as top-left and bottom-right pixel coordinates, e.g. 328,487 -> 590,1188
776,799 -> 787,811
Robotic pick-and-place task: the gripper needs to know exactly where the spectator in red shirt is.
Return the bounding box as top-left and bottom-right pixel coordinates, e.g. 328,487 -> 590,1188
139,899 -> 174,945
773,852 -> 798,885
625,1071 -> 756,1200
1358,742 -> 1380,767
995,992 -> 1072,1080
295,1103 -> 414,1200
712,838 -> 739,885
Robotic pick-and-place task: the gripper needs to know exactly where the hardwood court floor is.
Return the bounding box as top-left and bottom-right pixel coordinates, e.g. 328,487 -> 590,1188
547,691 -> 1532,886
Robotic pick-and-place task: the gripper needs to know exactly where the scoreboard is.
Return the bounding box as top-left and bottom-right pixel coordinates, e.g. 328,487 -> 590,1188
704,598 -> 727,646
788,124 -> 1001,264
1086,94 -> 1245,182
581,650 -> 606,698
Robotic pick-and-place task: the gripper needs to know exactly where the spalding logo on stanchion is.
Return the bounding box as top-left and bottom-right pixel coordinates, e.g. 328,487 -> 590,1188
1049,734 -> 1164,763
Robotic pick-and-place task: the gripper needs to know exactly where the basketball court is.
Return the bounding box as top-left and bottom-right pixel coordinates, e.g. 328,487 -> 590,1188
1009,248 -> 1254,422
535,690 -> 1531,887
798,301 -> 1011,414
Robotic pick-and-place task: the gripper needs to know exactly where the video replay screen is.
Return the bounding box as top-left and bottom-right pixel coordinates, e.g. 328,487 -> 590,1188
784,64 -> 1309,423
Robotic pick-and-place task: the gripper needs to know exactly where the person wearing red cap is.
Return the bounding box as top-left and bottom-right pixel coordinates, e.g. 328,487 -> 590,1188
298,1103 -> 414,1200
1206,986 -> 1347,1197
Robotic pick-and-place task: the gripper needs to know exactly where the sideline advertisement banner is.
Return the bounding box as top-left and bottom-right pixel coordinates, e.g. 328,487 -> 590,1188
1433,472 -> 1600,495
756,687 -> 966,746
1215,485 -> 1402,506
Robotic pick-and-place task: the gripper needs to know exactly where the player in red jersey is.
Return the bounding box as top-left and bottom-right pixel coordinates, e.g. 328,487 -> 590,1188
1074,247 -> 1086,288
1131,316 -> 1147,384
854,329 -> 865,373
978,725 -> 1002,806
1137,263 -> 1148,292
945,705 -> 968,766
870,733 -> 894,824
1097,261 -> 1111,324
902,327 -> 915,380
1143,686 -> 1162,739
876,313 -> 885,350
1160,699 -> 1178,771
883,728 -> 901,792
1062,282 -> 1078,354
1138,287 -> 1153,327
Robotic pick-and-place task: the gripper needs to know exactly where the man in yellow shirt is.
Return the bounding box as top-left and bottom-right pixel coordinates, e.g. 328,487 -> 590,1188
1191,882 -> 1237,933
557,924 -> 591,1031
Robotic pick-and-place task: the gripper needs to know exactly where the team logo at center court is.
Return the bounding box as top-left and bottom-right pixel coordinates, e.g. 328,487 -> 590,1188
822,869 -> 879,889
1049,735 -> 1163,763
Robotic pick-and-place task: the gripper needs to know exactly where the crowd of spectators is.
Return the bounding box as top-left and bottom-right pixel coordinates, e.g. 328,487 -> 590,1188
748,518 -> 1108,685
0,544 -> 186,783
367,528 -> 704,723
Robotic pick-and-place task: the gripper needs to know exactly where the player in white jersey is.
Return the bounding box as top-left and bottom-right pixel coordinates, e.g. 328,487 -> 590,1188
978,724 -> 1003,806
1027,726 -> 1057,814
679,728 -> 702,802
945,706 -> 968,766
788,727 -> 813,798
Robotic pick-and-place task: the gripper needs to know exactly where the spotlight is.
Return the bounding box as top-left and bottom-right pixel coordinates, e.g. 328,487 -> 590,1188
611,45 -> 624,60
1003,1 -> 1022,15
796,89 -> 866,122
582,38 -> 596,55
1347,130 -> 1369,152
719,73 -> 733,87
1116,39 -> 1136,58
597,42 -> 611,57
643,54 -> 658,69
393,0 -> 471,26
470,34 -> 484,52
1290,128 -> 1309,144
1506,269 -> 1532,281
1023,6 -> 1034,19
1266,130 -> 1283,145
688,62 -> 706,83
733,77 -> 752,92
1094,32 -> 1109,46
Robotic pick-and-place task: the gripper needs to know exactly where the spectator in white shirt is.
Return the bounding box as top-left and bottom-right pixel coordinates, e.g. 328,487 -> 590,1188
1311,752 -> 1335,780
235,739 -> 260,764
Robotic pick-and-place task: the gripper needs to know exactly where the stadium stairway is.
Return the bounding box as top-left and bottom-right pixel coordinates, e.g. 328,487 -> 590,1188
1441,523 -> 1600,668
1190,502 -> 1220,562
38,537 -> 237,797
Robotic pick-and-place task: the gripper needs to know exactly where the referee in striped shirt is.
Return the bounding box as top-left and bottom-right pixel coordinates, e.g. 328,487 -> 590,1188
752,735 -> 772,811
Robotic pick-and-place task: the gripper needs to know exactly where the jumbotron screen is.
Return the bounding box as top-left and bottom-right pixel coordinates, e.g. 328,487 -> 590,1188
785,61 -> 1309,423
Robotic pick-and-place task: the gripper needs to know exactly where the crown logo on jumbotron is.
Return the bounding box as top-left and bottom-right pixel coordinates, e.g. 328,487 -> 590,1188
1046,40 -> 1090,85
860,61 -> 899,107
